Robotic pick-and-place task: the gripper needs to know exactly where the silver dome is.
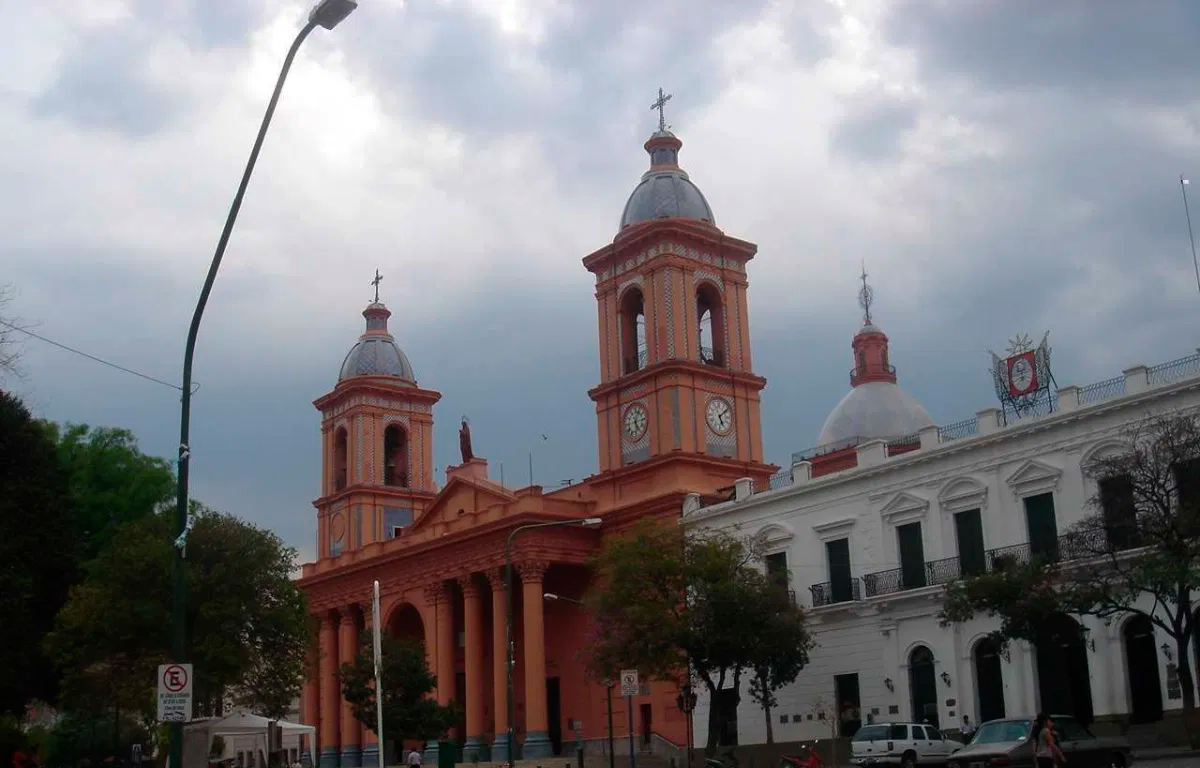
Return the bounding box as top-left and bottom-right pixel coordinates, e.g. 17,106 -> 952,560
338,301 -> 416,383
816,381 -> 934,447
619,130 -> 715,230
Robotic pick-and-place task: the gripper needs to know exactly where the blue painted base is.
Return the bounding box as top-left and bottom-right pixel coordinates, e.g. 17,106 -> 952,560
339,746 -> 362,768
522,731 -> 553,759
462,737 -> 485,763
422,740 -> 440,765
490,737 -> 512,763
319,747 -> 341,768
360,744 -> 379,767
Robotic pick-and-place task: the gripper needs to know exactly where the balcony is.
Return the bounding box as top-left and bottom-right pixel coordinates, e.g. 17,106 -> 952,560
820,528 -> 1112,601
810,578 -> 863,607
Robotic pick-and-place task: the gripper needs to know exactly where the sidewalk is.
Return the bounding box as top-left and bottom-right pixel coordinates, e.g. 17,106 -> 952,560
1134,747 -> 1200,762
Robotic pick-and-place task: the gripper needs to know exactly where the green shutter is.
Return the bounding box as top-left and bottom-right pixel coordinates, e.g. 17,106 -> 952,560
897,522 -> 926,588
954,509 -> 986,577
826,538 -> 853,602
1024,493 -> 1059,561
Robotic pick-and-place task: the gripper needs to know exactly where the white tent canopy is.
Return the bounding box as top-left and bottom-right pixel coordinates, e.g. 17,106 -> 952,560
186,712 -> 316,737
183,713 -> 316,768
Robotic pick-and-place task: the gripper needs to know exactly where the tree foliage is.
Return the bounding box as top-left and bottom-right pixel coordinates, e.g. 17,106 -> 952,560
0,284 -> 22,378
585,520 -> 813,752
46,507 -> 313,720
747,584 -> 813,744
49,423 -> 176,563
940,413 -> 1200,746
0,391 -> 74,717
339,636 -> 460,743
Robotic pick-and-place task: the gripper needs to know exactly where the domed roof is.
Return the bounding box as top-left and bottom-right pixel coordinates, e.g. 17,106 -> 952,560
620,131 -> 715,230
816,381 -> 935,446
338,301 -> 416,384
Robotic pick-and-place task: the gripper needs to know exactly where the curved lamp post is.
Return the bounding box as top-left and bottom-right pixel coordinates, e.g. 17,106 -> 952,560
169,3 -> 357,768
504,518 -> 602,766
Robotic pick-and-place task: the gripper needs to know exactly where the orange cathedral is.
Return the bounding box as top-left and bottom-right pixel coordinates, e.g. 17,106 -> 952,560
297,120 -> 776,767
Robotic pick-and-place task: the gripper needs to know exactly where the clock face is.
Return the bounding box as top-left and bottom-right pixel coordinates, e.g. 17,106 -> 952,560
1009,356 -> 1035,392
623,404 -> 648,441
706,397 -> 733,435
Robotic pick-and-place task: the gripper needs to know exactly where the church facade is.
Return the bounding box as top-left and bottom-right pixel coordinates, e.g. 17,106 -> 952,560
682,297 -> 1200,748
296,118 -> 777,767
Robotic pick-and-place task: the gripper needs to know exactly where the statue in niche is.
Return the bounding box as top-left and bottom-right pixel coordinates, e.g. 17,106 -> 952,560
459,416 -> 474,463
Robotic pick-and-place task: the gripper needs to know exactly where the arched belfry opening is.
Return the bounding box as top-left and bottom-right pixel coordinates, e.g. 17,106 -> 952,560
383,423 -> 409,487
696,282 -> 726,367
334,427 -> 349,491
620,287 -> 647,374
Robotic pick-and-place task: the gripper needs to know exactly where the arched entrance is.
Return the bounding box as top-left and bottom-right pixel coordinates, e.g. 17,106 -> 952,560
1123,615 -> 1163,723
387,603 -> 425,642
973,637 -> 1006,723
909,646 -> 939,727
1035,614 -> 1094,724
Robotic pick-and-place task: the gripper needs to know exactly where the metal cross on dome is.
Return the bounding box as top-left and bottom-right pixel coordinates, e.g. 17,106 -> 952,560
371,269 -> 383,303
651,87 -> 673,133
858,261 -> 874,325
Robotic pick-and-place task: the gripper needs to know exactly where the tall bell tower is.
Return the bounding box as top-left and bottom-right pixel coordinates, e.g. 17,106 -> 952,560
312,279 -> 440,559
584,93 -> 770,478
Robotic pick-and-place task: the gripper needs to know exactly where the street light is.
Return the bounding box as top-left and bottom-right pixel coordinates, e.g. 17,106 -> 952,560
543,593 -> 613,768
505,517 -> 602,766
169,3 -> 356,768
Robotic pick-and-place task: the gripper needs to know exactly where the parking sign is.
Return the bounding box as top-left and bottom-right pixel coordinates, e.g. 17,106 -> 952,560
619,669 -> 639,697
157,664 -> 193,722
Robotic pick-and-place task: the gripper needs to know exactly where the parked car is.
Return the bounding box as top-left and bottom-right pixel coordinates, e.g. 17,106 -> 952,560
946,716 -> 1133,768
851,722 -> 966,768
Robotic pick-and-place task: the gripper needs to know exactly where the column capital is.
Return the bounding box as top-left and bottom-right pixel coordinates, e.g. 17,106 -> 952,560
485,567 -> 507,590
423,580 -> 449,606
457,575 -> 483,599
517,560 -> 550,584
338,610 -> 357,628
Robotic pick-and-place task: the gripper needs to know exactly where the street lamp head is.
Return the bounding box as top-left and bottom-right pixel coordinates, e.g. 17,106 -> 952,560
582,517 -> 603,527
544,592 -> 559,600
310,0 -> 358,30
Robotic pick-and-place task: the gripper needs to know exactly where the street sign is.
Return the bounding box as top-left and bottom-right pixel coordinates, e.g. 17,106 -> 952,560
619,669 -> 639,698
157,663 -> 193,722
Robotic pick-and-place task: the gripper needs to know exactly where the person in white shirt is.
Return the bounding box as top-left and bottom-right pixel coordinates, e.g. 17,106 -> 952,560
406,749 -> 422,767
961,715 -> 977,740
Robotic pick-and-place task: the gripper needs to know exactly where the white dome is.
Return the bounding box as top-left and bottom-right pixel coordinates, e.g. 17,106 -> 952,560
817,381 -> 935,447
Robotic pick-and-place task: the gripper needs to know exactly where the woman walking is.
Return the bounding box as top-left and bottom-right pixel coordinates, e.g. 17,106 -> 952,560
1031,714 -> 1066,768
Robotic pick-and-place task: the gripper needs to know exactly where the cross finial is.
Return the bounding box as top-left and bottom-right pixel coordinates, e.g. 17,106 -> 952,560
857,261 -> 874,325
371,269 -> 383,303
650,87 -> 673,133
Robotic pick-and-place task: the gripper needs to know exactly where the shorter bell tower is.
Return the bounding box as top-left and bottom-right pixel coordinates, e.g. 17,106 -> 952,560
313,282 -> 440,559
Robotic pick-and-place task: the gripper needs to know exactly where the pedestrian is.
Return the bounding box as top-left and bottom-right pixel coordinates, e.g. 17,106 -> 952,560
961,715 -> 976,740
1031,714 -> 1066,768
406,748 -> 422,768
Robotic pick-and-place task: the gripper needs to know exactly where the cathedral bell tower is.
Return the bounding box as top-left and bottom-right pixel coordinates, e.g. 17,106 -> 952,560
312,276 -> 440,559
584,91 -> 770,477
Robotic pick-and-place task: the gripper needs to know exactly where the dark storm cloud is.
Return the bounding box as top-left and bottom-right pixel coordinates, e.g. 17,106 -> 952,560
884,0 -> 1200,99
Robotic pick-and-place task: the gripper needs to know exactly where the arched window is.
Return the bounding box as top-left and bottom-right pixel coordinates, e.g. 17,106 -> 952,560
333,427 -> 349,491
973,637 -> 1006,722
696,282 -> 726,367
383,424 -> 409,487
908,645 -> 938,727
620,287 -> 647,374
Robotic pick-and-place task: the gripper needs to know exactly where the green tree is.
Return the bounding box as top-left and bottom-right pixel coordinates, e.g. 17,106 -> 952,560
747,585 -> 813,744
49,423 -> 175,562
46,506 -> 313,721
586,521 -> 812,752
0,391 -> 74,716
339,636 -> 460,743
941,413 -> 1200,748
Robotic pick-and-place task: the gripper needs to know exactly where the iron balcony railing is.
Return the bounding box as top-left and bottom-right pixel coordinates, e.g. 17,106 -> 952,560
810,577 -> 863,607
845,528 -> 1113,599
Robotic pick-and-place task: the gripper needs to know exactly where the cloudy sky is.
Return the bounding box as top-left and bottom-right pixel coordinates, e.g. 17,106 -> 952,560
4,0 -> 1199,563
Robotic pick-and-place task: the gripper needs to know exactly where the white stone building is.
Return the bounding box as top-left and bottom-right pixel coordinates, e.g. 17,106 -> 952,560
683,338 -> 1200,749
